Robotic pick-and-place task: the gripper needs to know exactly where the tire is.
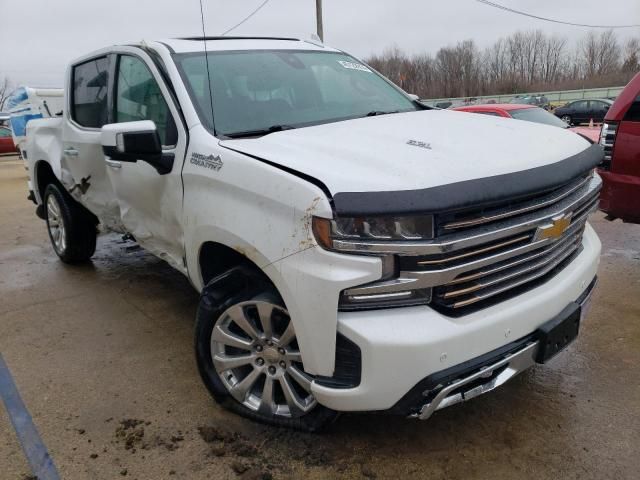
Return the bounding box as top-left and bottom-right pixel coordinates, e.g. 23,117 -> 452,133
195,266 -> 339,431
561,115 -> 572,125
44,183 -> 97,263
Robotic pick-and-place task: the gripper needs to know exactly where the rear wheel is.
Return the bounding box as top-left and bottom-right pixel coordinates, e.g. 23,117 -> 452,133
44,184 -> 96,263
195,268 -> 338,431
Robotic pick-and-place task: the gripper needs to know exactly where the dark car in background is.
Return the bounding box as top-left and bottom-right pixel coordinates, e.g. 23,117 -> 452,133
554,99 -> 612,125
509,95 -> 550,110
598,72 -> 640,224
0,126 -> 17,154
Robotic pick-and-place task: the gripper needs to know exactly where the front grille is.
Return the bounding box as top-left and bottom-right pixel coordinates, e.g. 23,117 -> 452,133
599,122 -> 617,170
436,173 -> 591,234
427,174 -> 600,313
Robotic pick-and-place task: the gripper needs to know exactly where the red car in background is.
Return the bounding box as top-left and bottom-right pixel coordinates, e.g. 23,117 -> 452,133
453,104 -> 601,143
599,72 -> 640,224
0,126 -> 17,154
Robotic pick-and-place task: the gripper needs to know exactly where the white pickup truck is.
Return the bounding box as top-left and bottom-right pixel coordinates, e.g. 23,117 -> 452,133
24,37 -> 602,431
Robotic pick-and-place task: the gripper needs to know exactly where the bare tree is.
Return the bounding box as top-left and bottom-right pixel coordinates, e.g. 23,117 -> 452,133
622,38 -> 640,73
367,30 -> 637,100
0,77 -> 12,111
580,30 -> 620,77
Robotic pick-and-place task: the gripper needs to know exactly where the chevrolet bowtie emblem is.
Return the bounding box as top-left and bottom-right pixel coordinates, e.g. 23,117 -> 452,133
534,213 -> 573,241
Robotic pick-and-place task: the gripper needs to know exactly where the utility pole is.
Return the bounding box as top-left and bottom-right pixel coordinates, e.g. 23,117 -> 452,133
316,0 -> 324,42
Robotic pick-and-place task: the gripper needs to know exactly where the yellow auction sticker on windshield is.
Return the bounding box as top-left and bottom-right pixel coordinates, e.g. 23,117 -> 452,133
337,60 -> 372,73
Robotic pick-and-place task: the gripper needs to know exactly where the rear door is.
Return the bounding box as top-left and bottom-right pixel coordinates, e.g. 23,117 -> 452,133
103,48 -> 187,272
590,100 -> 610,122
572,101 -> 589,124
62,55 -> 123,230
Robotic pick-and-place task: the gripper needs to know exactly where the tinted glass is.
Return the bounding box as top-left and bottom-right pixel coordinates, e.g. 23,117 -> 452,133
72,57 -> 109,128
572,101 -> 588,111
624,96 -> 640,122
174,50 -> 419,136
510,107 -> 568,128
115,55 -> 177,146
0,128 -> 11,137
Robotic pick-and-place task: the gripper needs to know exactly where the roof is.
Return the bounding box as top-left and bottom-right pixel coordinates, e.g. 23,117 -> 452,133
453,103 -> 537,112
158,37 -> 338,54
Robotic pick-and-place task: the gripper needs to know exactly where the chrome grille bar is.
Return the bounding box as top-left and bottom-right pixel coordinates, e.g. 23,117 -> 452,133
441,174 -> 591,231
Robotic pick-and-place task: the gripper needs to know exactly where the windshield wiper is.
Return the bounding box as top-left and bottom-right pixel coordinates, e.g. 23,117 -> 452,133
224,125 -> 296,139
365,110 -> 400,117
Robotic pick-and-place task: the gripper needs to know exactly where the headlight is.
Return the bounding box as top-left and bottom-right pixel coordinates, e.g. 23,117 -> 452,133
312,215 -> 434,310
312,215 -> 434,250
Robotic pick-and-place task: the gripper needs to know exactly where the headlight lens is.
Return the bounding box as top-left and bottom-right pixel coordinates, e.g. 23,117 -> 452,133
312,215 -> 434,310
312,215 -> 434,250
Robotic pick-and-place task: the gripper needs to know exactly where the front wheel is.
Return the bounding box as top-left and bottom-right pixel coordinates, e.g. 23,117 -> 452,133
195,268 -> 338,431
561,115 -> 572,125
44,183 -> 96,263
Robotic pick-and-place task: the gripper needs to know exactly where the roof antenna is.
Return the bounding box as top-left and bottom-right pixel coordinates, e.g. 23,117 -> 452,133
199,0 -> 216,134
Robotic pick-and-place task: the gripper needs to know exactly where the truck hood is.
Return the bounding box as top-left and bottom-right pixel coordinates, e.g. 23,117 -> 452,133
221,109 -> 592,197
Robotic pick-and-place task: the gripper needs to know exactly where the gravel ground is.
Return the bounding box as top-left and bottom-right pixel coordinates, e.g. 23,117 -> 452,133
1,155 -> 639,479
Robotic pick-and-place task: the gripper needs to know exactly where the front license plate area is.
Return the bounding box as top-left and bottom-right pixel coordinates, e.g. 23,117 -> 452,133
535,303 -> 581,364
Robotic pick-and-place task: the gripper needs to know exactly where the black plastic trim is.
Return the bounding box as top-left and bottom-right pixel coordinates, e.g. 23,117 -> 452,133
333,143 -> 604,216
314,333 -> 362,389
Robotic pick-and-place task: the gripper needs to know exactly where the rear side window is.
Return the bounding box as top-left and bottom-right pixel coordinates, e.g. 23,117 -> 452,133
624,96 -> 640,122
72,57 -> 109,128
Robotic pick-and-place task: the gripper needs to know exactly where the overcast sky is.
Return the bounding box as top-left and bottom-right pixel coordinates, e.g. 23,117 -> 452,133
0,0 -> 638,87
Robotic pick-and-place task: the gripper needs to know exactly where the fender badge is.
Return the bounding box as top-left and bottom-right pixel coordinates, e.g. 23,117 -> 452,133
190,153 -> 223,171
407,139 -> 432,150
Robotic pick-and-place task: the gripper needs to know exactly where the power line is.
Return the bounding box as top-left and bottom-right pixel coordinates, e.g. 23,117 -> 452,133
221,0 -> 272,36
475,0 -> 640,28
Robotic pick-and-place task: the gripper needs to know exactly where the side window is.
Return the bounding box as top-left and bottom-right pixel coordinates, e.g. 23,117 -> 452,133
72,57 -> 109,128
624,96 -> 640,122
572,101 -> 588,111
115,55 -> 177,146
0,128 -> 11,137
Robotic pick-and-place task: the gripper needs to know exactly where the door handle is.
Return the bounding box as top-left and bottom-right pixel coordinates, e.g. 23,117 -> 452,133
63,147 -> 79,157
105,159 -> 122,169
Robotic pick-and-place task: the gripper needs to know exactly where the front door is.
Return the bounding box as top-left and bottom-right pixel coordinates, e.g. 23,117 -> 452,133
104,49 -> 187,273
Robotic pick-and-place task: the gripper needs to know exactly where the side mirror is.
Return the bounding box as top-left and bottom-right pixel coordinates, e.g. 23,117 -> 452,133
101,120 -> 174,175
407,94 -> 420,101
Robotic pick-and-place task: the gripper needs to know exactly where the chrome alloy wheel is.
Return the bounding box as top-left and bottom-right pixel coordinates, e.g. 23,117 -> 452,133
211,301 -> 317,418
46,194 -> 66,254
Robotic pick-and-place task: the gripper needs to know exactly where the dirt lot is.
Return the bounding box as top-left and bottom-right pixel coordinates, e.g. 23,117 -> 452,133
1,155 -> 639,480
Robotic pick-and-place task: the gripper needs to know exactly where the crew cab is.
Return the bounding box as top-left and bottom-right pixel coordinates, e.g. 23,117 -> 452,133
23,37 -> 602,431
599,72 -> 640,224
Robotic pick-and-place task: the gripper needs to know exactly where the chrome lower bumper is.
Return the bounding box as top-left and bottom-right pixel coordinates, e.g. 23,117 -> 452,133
414,341 -> 539,420
412,277 -> 597,421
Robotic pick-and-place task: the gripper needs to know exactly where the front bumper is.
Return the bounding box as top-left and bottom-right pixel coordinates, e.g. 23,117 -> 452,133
413,277 -> 595,420
310,223 -> 601,412
599,170 -> 640,223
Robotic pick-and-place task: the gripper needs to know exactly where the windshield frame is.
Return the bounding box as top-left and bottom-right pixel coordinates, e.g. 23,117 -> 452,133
172,49 -> 425,138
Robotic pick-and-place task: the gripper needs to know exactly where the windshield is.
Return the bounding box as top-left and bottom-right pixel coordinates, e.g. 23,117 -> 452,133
173,50 -> 420,137
510,107 -> 569,128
